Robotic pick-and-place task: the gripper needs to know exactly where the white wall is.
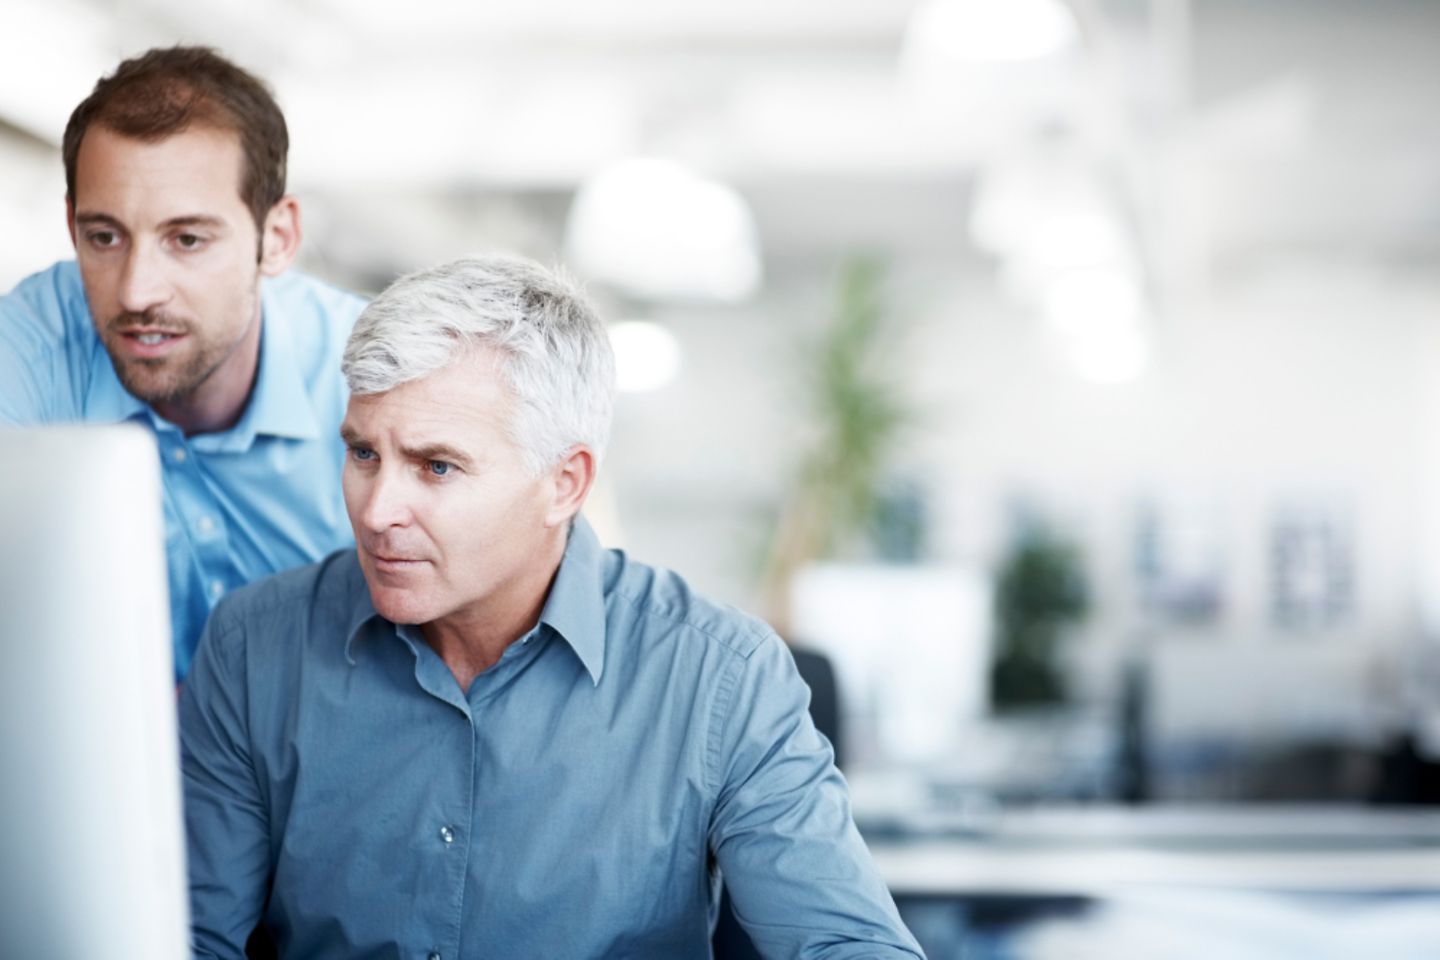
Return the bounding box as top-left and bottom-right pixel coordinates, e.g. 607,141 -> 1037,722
0,137 -> 72,291
603,253 -> 1440,746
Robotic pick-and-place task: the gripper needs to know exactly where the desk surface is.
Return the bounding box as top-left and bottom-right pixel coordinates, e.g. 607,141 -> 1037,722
861,805 -> 1440,897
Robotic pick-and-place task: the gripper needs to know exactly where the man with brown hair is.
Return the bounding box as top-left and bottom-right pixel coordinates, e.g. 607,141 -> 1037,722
0,47 -> 366,679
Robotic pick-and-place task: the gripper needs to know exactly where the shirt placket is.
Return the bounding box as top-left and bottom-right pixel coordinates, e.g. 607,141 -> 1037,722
430,704 -> 476,960
163,441 -> 237,607
447,629 -> 545,959
401,629 -> 479,960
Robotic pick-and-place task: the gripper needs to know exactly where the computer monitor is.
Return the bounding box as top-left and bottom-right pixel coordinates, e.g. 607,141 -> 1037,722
789,563 -> 992,767
0,424 -> 188,959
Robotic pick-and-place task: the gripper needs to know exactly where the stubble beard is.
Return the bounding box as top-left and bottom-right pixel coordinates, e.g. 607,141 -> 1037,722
104,292 -> 256,410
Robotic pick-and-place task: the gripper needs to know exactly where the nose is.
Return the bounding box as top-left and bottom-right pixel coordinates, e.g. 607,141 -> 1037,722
351,465 -> 413,535
117,243 -> 173,315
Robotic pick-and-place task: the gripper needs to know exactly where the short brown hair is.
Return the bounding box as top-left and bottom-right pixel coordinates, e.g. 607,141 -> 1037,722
62,46 -> 288,232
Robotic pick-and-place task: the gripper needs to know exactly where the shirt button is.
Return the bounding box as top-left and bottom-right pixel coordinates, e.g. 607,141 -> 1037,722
439,825 -> 455,844
197,515 -> 215,535
172,447 -> 188,464
209,579 -> 225,599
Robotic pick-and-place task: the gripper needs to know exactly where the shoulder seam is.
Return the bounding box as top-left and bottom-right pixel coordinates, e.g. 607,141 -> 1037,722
609,584 -> 770,661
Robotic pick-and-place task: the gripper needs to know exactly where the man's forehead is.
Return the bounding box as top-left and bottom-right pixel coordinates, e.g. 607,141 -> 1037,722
73,124 -> 248,212
343,373 -> 506,434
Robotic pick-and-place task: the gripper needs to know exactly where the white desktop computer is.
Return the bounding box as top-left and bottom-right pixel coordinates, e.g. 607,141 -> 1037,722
0,424 -> 189,959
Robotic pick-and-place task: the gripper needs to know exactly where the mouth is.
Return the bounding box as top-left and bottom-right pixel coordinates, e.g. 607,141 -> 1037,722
369,551 -> 428,573
116,329 -> 188,358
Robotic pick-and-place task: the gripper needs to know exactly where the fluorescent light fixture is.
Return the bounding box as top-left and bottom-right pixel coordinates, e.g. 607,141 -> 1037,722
902,0 -> 1079,66
565,157 -> 761,302
1025,208 -> 1130,271
970,160 -> 1130,267
1066,326 -> 1149,385
1042,268 -> 1149,384
1043,268 -> 1140,335
972,156 -> 1143,327
609,320 -> 682,394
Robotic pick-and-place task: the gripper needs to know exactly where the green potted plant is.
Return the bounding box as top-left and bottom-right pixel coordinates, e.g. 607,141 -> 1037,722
759,256 -> 910,630
990,529 -> 1089,709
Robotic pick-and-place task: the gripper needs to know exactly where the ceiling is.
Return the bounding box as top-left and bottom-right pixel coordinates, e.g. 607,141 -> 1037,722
0,0 -> 1436,292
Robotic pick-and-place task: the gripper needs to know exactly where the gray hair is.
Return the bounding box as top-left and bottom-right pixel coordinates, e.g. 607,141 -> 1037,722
342,255 -> 616,474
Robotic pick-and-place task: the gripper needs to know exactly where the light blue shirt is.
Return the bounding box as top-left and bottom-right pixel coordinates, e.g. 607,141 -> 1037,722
180,519 -> 924,959
0,261 -> 366,679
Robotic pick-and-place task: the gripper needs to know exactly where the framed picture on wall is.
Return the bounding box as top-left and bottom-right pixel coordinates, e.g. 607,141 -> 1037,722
1269,498 -> 1354,632
1134,496 -> 1226,627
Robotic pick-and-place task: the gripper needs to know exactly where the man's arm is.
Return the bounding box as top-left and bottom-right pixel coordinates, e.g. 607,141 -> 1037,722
178,607 -> 273,960
708,633 -> 925,959
0,281 -> 68,423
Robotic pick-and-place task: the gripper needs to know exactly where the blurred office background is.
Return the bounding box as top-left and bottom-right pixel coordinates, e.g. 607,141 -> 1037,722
4,0 -> 1440,956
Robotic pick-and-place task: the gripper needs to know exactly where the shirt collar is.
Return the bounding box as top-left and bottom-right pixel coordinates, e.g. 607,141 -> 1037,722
342,516 -> 609,685
537,516 -> 608,685
204,280 -> 321,451
84,277 -> 321,447
344,554 -> 381,664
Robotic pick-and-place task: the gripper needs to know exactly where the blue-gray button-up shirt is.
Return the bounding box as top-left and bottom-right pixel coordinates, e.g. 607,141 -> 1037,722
180,518 -> 924,959
0,261 -> 365,678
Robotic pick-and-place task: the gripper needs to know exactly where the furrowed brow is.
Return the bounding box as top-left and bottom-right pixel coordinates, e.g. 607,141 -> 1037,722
402,442 -> 474,469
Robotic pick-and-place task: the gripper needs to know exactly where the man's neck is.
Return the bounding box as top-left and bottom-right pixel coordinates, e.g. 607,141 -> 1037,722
421,533 -> 568,693
154,312 -> 263,436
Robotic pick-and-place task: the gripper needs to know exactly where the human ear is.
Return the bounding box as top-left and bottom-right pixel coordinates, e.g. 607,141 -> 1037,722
544,446 -> 596,528
258,196 -> 302,276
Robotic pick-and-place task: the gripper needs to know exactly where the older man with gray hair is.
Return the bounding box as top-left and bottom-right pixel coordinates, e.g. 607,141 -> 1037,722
180,255 -> 924,959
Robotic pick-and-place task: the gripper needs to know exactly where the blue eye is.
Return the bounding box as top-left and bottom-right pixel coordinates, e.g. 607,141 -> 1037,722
428,461 -> 451,477
351,447 -> 376,462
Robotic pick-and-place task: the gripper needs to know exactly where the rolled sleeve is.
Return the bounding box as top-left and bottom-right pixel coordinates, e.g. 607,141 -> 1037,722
708,633 -> 924,959
179,604 -> 272,960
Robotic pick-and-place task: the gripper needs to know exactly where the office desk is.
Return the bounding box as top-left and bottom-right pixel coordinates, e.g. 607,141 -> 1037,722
860,806 -> 1440,958
864,806 -> 1440,897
